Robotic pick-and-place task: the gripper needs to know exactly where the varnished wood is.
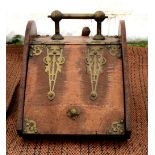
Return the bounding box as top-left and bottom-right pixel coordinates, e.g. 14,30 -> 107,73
23,44 -> 124,135
17,20 -> 131,138
17,21 -> 37,134
119,20 -> 131,138
30,36 -> 120,45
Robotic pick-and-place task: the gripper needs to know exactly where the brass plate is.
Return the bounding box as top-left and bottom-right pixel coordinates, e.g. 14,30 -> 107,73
86,46 -> 106,100
43,45 -> 65,100
23,118 -> 38,134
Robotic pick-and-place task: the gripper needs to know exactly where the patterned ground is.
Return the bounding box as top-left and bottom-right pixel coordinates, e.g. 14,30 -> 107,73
6,46 -> 148,155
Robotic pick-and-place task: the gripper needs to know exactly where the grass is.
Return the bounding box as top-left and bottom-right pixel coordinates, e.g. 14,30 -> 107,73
127,41 -> 148,47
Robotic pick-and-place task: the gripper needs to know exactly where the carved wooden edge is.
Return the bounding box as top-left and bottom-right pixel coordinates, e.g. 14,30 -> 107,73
16,21 -> 37,135
118,20 -> 131,138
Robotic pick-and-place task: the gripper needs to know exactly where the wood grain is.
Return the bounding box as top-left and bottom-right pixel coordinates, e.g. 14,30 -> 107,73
17,21 -> 37,134
119,20 -> 131,138
23,43 -> 125,135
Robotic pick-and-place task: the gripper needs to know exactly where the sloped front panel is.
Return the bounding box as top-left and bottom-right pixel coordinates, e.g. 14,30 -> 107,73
23,44 -> 124,135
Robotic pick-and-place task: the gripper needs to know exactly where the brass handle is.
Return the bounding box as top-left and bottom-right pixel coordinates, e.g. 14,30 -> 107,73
48,10 -> 108,40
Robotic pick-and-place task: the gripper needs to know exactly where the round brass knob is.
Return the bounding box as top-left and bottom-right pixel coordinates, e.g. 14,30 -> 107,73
50,10 -> 63,22
67,107 -> 80,120
94,11 -> 106,22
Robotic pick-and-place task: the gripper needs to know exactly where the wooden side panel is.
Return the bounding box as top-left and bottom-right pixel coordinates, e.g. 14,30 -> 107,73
23,44 -> 125,135
17,21 -> 37,134
119,20 -> 131,138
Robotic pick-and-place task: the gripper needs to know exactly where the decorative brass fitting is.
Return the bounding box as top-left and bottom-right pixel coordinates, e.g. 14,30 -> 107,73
85,46 -> 106,100
67,107 -> 80,120
43,45 -> 65,101
107,119 -> 124,135
106,45 -> 122,58
23,118 -> 38,134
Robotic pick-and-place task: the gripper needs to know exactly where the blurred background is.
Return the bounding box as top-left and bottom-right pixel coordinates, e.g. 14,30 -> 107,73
6,0 -> 148,42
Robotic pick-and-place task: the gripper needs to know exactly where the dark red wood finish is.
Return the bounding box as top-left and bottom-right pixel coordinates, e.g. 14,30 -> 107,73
17,21 -> 37,134
119,20 -> 131,138
17,21 -> 131,138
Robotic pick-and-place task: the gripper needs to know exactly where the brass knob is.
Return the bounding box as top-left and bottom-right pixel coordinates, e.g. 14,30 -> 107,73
94,11 -> 106,22
67,107 -> 80,120
50,10 -> 63,22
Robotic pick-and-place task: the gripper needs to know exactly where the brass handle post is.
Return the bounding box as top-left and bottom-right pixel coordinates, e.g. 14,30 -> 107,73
48,10 -> 108,40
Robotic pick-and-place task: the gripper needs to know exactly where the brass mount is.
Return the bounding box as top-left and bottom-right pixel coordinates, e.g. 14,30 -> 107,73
86,46 -> 106,100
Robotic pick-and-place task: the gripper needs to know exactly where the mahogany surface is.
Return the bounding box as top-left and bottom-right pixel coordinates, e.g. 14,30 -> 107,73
24,42 -> 124,135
